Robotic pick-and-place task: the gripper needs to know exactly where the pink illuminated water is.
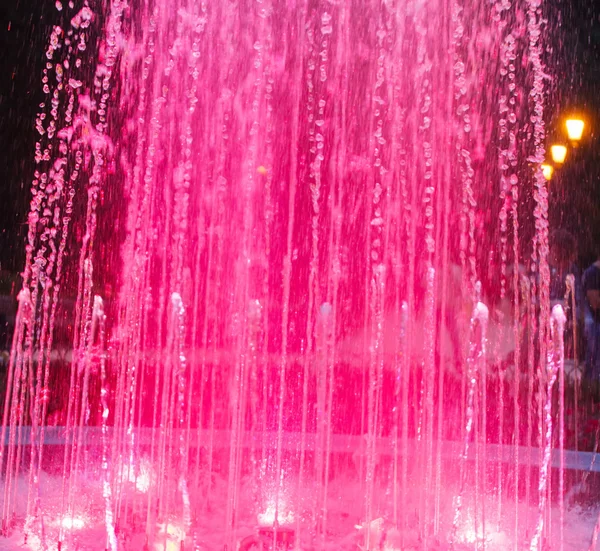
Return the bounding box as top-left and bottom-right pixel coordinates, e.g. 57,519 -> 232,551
1,0 -> 598,550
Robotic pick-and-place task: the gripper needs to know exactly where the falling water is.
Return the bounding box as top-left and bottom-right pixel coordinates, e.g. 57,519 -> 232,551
2,0 -> 594,549
530,305 -> 566,551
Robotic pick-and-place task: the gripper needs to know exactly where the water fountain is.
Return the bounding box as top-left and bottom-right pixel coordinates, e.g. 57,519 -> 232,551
1,0 -> 599,550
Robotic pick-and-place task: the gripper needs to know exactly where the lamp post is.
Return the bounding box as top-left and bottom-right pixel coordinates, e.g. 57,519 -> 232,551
565,118 -> 585,143
539,112 -> 587,183
550,144 -> 568,165
541,164 -> 554,181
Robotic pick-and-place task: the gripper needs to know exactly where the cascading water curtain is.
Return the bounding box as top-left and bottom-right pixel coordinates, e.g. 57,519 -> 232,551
2,0 -> 564,549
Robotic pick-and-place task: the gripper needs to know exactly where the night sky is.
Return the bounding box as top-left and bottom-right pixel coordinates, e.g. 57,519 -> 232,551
550,0 -> 600,264
0,2 -> 54,284
0,0 -> 599,286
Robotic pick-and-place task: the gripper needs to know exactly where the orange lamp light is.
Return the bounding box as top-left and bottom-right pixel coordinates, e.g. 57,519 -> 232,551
541,164 -> 553,181
550,144 -> 567,164
565,118 -> 585,142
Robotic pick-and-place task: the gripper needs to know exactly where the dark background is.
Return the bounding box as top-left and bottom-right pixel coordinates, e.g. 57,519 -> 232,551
0,2 -> 50,284
549,0 -> 600,266
0,0 -> 599,287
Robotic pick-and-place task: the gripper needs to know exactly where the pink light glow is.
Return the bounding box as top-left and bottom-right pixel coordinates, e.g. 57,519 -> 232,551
59,515 -> 86,530
156,523 -> 185,551
0,0 -> 581,549
257,500 -> 294,527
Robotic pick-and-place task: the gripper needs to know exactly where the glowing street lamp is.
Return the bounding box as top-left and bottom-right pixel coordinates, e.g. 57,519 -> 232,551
550,144 -> 568,165
541,164 -> 554,181
565,118 -> 585,142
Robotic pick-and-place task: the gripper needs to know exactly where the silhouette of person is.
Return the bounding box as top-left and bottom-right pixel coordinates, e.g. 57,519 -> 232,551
582,248 -> 600,382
